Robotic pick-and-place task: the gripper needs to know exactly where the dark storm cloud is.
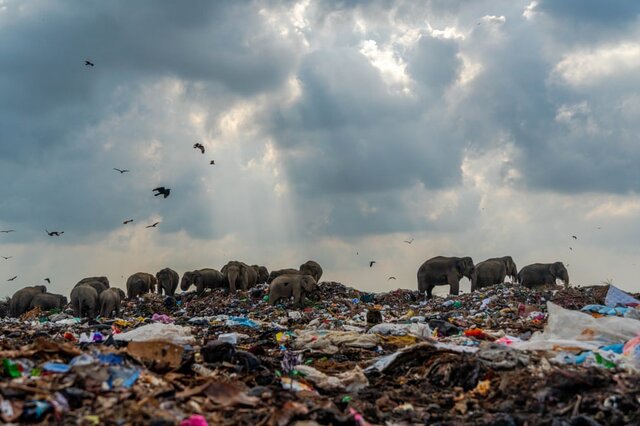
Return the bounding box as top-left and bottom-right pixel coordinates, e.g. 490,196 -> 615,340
0,0 -> 300,243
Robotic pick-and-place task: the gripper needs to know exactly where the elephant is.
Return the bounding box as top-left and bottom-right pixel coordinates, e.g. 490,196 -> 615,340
126,272 -> 157,298
73,279 -> 108,295
29,293 -> 68,311
221,261 -> 257,292
299,260 -> 323,283
9,285 -> 47,317
98,287 -> 126,317
267,268 -> 300,284
417,256 -> 475,299
251,265 -> 270,285
156,267 -> 179,296
518,262 -> 569,289
268,274 -> 316,307
70,284 -> 98,318
76,276 -> 110,289
471,256 -> 518,291
180,268 -> 227,294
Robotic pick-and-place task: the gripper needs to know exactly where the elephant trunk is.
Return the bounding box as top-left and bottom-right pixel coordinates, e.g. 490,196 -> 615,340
227,270 -> 239,292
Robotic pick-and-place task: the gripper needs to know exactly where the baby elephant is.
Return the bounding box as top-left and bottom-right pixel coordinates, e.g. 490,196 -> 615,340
70,284 -> 98,318
30,293 -> 68,311
268,274 -> 316,307
98,287 -> 126,318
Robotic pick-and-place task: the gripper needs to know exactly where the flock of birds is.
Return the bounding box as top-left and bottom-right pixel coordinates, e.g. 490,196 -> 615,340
0,60 -> 220,285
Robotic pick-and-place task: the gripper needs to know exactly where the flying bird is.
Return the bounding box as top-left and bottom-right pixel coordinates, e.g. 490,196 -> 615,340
85,60 -> 94,67
146,222 -> 160,228
404,238 -> 414,244
209,160 -> 215,165
369,261 -> 376,267
44,278 -> 50,283
0,230 -> 15,233
388,276 -> 396,280
113,168 -> 129,174
123,219 -> 134,225
569,247 -> 573,251
193,143 -> 205,154
572,235 -> 577,240
1,256 -> 11,260
46,230 -> 64,236
7,276 -> 17,281
152,187 -> 171,198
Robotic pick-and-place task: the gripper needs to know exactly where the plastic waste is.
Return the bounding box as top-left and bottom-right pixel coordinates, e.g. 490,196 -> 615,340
113,323 -> 195,344
511,302 -> 640,353
225,316 -> 259,328
293,365 -> 369,392
151,313 -> 174,323
217,333 -> 239,344
3,359 -> 21,378
42,362 -> 71,373
293,330 -> 379,354
22,400 -> 52,422
288,311 -> 302,320
581,304 -> 629,316
605,284 -> 640,307
181,414 -> 209,426
106,366 -> 141,390
280,377 -> 317,393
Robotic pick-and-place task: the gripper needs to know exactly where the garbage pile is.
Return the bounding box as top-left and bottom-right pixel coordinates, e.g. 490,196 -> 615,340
0,283 -> 639,425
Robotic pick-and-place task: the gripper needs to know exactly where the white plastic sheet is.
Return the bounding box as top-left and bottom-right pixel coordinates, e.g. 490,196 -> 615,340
511,302 -> 640,352
113,323 -> 195,345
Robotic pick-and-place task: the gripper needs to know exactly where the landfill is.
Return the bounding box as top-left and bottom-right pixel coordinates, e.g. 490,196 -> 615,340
0,282 -> 639,425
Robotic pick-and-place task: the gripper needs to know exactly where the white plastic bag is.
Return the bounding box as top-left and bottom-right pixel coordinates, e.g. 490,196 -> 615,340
113,323 -> 195,345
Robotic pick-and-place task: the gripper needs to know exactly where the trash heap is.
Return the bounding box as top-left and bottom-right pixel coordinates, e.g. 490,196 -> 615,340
0,283 -> 639,425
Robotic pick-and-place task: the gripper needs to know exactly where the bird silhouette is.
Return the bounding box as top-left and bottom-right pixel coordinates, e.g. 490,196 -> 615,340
193,143 -> 205,154
1,256 -> 11,260
0,230 -> 15,233
569,247 -> 573,251
209,160 -> 215,165
113,168 -> 129,174
44,278 -> 50,283
123,219 -> 134,225
46,230 -> 64,236
369,261 -> 376,267
572,235 -> 577,240
404,238 -> 414,244
7,276 -> 17,281
85,60 -> 95,67
388,276 -> 396,280
152,187 -> 171,198
146,222 -> 160,228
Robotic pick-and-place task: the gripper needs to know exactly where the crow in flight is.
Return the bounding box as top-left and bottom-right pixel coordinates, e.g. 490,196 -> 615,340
152,187 -> 171,198
0,230 -> 14,233
1,256 -> 11,260
369,261 -> 376,267
404,237 -> 414,244
46,230 -> 64,236
193,143 -> 205,154
572,235 -> 577,240
388,276 -> 396,280
85,60 -> 94,67
146,222 -> 160,228
44,278 -> 51,283
7,276 -> 17,281
210,160 -> 215,165
113,168 -> 129,174
123,219 -> 134,225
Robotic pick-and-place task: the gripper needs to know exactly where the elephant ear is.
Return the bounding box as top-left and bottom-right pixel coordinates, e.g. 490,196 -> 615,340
221,264 -> 229,274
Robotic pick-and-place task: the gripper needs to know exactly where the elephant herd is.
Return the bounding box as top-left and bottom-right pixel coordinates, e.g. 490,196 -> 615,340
6,260 -> 324,318
417,256 -> 570,298
6,256 -> 567,318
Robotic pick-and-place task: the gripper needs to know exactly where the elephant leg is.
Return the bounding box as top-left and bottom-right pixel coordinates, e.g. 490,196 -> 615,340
470,274 -> 477,292
425,285 -> 433,299
447,272 -> 460,295
293,285 -> 302,306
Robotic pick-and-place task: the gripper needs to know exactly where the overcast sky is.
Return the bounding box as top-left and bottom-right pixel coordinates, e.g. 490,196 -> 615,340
1,0 -> 640,298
